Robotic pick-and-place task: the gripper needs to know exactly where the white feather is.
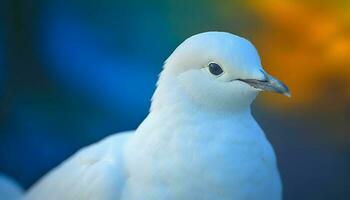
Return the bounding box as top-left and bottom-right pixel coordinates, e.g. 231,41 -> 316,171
25,32 -> 283,200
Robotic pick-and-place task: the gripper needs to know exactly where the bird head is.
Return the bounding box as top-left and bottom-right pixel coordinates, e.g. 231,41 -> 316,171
152,32 -> 290,112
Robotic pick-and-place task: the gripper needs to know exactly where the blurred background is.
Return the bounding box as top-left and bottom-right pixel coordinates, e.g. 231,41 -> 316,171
0,0 -> 349,199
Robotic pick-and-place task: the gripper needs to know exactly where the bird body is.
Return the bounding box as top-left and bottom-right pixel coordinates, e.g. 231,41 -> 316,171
25,32 -> 289,200
27,110 -> 281,200
26,132 -> 131,200
123,104 -> 281,200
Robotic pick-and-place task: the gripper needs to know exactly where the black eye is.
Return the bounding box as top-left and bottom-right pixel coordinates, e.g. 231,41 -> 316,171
208,63 -> 224,76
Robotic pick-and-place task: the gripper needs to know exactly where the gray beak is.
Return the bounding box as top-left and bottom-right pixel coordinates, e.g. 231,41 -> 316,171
238,70 -> 291,97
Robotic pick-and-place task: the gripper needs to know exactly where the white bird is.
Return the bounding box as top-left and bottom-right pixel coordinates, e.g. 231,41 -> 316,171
0,174 -> 23,200
25,32 -> 290,200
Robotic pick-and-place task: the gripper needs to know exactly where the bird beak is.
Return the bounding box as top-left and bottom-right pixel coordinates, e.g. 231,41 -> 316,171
238,70 -> 291,97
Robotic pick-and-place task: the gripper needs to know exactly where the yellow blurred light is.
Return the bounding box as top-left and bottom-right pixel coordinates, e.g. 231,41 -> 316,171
240,0 -> 350,110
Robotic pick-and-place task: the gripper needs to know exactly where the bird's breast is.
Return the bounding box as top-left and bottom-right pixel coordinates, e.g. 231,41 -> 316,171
122,111 -> 282,200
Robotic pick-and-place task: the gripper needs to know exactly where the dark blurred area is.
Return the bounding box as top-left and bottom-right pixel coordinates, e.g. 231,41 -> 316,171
0,0 -> 349,199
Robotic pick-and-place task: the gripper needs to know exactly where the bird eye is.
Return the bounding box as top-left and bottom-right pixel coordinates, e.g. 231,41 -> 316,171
208,63 -> 224,76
